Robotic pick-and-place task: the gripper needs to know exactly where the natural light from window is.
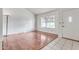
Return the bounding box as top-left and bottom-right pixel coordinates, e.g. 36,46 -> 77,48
41,15 -> 55,28
68,16 -> 72,23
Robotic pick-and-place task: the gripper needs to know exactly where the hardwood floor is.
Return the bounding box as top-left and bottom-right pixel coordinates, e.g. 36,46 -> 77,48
2,31 -> 58,50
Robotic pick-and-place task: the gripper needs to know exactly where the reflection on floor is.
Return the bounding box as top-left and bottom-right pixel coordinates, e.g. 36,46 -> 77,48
42,37 -> 79,50
3,31 -> 58,50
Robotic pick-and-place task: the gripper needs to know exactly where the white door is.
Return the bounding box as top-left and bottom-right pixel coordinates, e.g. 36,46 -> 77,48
63,9 -> 79,41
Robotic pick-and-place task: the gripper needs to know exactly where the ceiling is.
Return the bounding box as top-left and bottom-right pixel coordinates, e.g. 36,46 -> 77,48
27,8 -> 56,14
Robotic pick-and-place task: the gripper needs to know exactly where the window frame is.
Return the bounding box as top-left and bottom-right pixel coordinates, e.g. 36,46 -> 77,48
40,15 -> 56,29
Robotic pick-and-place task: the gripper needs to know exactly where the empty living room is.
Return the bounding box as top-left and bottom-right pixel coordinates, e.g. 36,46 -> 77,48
0,8 -> 79,50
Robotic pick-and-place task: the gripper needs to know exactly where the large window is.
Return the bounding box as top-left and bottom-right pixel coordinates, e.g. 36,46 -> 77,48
41,16 -> 55,28
41,17 -> 46,28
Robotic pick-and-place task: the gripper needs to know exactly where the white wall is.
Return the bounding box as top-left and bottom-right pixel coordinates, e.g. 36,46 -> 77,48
63,9 -> 79,40
0,8 -> 2,37
3,8 -> 35,35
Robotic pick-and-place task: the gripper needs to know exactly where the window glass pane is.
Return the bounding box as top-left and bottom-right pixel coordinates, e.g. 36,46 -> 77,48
41,17 -> 46,28
41,17 -> 45,22
47,16 -> 55,22
68,16 -> 72,23
41,23 -> 46,27
47,22 -> 55,28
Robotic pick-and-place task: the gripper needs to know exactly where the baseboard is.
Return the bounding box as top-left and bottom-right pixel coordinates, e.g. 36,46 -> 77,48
62,37 -> 79,42
34,30 -> 58,35
3,30 -> 35,37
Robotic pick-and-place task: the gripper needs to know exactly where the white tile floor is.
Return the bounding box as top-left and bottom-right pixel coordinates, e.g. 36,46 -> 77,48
42,37 -> 79,50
